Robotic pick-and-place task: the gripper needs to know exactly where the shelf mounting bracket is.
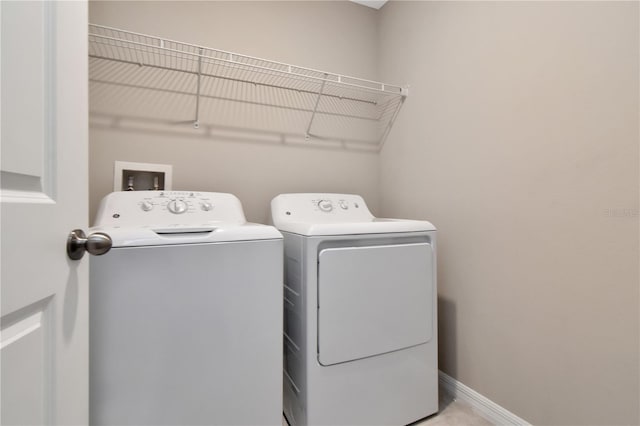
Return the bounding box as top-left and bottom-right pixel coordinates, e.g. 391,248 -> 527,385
305,74 -> 328,141
193,47 -> 203,129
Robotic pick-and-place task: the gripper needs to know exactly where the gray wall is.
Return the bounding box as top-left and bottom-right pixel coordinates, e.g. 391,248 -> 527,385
377,2 -> 639,425
88,1 -> 380,224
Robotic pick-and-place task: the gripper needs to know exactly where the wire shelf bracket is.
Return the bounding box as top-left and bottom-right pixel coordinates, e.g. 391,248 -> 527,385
193,47 -> 204,129
305,74 -> 328,141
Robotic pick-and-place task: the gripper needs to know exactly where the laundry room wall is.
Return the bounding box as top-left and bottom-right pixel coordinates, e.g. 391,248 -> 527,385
377,2 -> 639,425
88,1 -> 380,224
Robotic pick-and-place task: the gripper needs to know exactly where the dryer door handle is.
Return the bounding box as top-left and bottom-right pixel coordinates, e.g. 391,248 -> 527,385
66,229 -> 112,260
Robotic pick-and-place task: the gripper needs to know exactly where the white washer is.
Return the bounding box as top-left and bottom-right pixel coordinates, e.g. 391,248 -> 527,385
90,191 -> 283,426
271,193 -> 438,426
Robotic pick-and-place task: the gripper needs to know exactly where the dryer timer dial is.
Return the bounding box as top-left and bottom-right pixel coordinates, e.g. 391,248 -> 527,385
317,200 -> 334,212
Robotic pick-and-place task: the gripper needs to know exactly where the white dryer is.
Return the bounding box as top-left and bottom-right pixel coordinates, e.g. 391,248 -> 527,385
90,191 -> 283,426
271,193 -> 438,426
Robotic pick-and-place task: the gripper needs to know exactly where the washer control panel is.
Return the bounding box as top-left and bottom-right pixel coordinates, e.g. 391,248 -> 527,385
93,191 -> 247,227
272,193 -> 374,224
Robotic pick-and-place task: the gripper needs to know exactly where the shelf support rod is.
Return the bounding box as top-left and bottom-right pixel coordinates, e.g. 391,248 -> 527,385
194,47 -> 203,129
305,74 -> 328,141
378,95 -> 406,150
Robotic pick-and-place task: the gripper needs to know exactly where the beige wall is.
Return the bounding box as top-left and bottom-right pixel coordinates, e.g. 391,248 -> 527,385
89,1 -> 640,424
88,1 -> 380,224
378,2 -> 639,425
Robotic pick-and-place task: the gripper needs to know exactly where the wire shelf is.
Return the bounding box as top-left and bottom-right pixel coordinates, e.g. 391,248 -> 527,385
88,24 -> 407,149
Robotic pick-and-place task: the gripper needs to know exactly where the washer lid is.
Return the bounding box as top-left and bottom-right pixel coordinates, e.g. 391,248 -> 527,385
270,193 -> 435,236
91,191 -> 281,246
90,223 -> 281,247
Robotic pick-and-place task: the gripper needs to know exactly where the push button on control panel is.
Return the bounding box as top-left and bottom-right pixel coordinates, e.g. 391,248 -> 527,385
317,200 -> 334,212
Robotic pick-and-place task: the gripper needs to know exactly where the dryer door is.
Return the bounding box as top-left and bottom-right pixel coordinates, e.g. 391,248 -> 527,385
317,242 -> 433,366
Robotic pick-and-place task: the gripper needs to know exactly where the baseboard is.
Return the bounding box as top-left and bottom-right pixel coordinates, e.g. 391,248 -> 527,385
438,371 -> 531,426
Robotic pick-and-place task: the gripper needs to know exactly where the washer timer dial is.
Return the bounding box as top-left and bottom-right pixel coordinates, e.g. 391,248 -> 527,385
167,199 -> 188,214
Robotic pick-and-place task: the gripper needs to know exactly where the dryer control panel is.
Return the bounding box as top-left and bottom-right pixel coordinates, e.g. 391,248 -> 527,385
93,191 -> 247,227
271,193 -> 435,236
271,193 -> 374,224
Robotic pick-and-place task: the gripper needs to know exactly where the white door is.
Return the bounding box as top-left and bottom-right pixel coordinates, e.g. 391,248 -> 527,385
1,1 -> 89,425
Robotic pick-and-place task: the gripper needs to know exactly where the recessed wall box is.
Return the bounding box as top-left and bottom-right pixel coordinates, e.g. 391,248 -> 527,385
114,161 -> 173,192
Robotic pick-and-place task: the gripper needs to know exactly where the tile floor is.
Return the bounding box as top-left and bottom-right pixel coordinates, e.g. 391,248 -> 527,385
282,392 -> 494,426
413,392 -> 493,426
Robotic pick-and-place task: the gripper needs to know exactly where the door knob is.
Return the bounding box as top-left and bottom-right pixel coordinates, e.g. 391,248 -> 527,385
67,229 -> 112,260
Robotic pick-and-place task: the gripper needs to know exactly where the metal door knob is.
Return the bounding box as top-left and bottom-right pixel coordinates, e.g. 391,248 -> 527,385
67,229 -> 112,260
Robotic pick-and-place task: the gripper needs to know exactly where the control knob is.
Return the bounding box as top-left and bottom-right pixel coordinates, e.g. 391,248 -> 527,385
167,199 -> 188,214
200,202 -> 213,211
140,201 -> 153,212
317,200 -> 333,212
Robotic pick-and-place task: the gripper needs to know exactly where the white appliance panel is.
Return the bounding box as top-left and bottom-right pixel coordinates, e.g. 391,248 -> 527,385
318,243 -> 433,366
90,241 -> 283,426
